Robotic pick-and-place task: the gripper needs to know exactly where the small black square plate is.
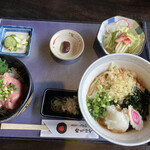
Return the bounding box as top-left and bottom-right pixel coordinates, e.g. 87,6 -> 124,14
41,88 -> 82,120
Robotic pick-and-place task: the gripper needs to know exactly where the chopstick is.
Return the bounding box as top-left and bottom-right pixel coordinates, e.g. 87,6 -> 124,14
0,123 -> 49,131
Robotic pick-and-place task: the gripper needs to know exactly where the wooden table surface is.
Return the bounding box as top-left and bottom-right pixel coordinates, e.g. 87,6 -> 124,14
0,0 -> 150,149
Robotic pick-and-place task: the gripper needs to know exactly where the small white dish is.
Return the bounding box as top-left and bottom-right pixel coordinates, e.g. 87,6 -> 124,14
50,29 -> 84,60
97,16 -> 145,55
78,53 -> 150,146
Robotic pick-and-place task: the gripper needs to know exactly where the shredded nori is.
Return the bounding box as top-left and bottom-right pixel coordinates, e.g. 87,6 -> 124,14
121,88 -> 150,121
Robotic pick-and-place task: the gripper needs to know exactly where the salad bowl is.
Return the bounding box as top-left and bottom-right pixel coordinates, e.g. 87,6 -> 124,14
97,16 -> 145,55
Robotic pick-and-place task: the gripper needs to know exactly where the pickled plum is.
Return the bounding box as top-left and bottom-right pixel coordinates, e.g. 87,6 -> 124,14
61,41 -> 70,53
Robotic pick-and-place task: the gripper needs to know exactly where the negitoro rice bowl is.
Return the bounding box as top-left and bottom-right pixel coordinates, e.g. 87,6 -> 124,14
0,54 -> 33,122
78,54 -> 150,146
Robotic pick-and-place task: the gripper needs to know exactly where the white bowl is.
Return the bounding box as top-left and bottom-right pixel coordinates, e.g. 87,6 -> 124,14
78,54 -> 150,146
97,16 -> 145,55
50,29 -> 84,60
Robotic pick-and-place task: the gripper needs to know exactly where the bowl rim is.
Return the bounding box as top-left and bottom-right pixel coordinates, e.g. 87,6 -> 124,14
78,53 -> 150,146
97,16 -> 146,56
49,29 -> 85,60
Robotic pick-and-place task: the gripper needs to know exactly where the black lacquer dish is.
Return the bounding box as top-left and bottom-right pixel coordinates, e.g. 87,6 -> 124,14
41,88 -> 82,120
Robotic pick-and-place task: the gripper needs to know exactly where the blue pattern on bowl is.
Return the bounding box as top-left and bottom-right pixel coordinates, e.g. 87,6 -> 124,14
108,17 -> 115,24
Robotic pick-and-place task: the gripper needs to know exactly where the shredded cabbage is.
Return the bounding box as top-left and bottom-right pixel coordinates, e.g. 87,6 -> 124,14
103,23 -> 141,54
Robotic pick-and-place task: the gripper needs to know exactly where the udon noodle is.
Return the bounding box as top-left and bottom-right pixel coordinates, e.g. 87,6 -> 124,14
87,63 -> 150,133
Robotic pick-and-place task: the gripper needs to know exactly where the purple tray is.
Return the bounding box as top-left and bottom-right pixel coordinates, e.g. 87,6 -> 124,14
0,18 -> 106,142
0,19 -> 149,143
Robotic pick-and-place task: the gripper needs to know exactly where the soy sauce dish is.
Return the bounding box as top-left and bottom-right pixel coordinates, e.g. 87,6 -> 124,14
41,89 -> 82,120
0,54 -> 33,122
78,54 -> 150,146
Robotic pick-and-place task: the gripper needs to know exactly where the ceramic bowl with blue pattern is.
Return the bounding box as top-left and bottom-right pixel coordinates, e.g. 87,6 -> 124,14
0,25 -> 33,57
97,16 -> 145,55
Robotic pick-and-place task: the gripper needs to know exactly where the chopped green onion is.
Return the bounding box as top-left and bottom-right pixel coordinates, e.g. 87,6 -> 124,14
0,76 -> 18,101
87,88 -> 113,120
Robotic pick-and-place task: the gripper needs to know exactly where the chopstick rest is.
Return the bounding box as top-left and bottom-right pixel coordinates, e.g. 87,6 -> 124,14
1,123 -> 49,130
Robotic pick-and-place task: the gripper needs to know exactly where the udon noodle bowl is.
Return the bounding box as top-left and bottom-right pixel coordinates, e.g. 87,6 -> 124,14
87,63 -> 150,133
